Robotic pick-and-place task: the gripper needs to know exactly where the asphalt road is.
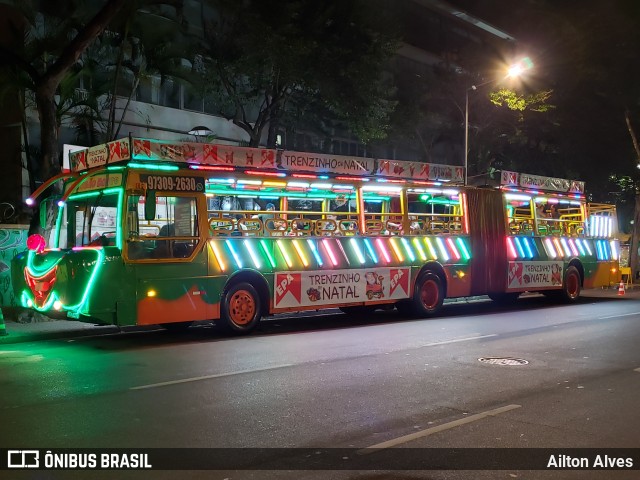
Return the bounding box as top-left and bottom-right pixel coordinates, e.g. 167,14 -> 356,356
1,293 -> 639,480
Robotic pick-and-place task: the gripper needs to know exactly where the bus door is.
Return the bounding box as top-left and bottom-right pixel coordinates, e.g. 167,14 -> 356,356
466,188 -> 508,295
124,190 -> 215,326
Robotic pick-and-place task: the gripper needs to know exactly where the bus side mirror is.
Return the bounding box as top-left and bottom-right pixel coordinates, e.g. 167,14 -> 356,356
144,190 -> 156,221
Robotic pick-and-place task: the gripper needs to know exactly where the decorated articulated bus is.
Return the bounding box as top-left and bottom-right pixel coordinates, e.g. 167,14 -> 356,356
12,137 -> 620,333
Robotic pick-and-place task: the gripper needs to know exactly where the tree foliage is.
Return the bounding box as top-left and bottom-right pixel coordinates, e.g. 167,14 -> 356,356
0,0 -> 129,181
200,0 -> 398,147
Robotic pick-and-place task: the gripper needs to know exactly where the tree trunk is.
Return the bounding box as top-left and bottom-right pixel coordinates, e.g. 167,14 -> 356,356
625,109 -> 640,278
35,87 -> 61,181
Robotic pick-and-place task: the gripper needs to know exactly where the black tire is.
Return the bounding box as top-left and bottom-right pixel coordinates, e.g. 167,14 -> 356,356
161,321 -> 193,332
488,292 -> 520,304
405,271 -> 444,318
559,265 -> 581,303
339,305 -> 377,316
219,282 -> 262,334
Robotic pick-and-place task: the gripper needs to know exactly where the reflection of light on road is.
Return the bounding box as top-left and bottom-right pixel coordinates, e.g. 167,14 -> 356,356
0,350 -> 43,363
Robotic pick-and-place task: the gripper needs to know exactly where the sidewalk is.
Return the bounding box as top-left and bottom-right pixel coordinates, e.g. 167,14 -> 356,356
1,287 -> 638,345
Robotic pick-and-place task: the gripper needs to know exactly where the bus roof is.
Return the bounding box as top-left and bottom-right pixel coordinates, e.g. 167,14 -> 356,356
68,137 -> 465,184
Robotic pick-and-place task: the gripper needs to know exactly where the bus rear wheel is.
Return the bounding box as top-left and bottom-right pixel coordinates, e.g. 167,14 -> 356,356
399,272 -> 444,318
219,282 -> 262,334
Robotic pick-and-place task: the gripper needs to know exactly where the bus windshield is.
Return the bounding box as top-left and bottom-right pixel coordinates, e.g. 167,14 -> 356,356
57,190 -> 120,249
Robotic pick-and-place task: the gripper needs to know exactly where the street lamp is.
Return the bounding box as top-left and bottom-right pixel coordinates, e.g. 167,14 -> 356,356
464,58 -> 533,185
188,125 -> 213,142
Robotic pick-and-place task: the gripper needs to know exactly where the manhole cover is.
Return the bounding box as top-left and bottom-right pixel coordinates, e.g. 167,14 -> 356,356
478,357 -> 529,366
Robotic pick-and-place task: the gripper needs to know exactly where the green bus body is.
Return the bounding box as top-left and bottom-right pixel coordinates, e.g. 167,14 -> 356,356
12,138 -> 620,334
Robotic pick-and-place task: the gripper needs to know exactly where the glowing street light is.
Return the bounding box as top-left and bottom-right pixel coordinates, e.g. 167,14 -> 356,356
464,57 -> 533,185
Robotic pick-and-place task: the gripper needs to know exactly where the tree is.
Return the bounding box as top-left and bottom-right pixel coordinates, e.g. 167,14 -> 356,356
200,0 -> 398,147
72,1 -> 193,144
0,0 -> 129,182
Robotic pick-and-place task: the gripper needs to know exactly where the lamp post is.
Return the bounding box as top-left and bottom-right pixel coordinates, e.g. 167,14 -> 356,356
463,58 -> 533,185
188,125 -> 213,143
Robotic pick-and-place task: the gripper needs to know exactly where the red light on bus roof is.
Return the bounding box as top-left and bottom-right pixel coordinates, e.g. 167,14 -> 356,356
335,176 -> 365,182
190,165 -> 234,172
245,170 -> 286,177
291,173 -> 317,179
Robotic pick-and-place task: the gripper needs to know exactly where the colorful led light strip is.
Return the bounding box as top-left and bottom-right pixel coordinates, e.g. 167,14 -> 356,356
574,238 -> 586,256
513,237 -> 526,258
292,239 -> 309,267
599,240 -> 610,260
610,240 -> 619,260
523,237 -> 535,258
389,238 -> 404,262
552,238 -> 564,257
435,237 -> 449,262
559,238 -> 572,257
306,239 -> 323,266
424,237 -> 437,260
400,238 -> 416,262
335,239 -> 351,265
225,240 -> 243,268
322,239 -> 339,266
73,248 -> 106,315
243,240 -> 261,269
129,162 -> 179,171
376,238 -> 392,263
446,238 -> 460,260
544,238 -> 556,258
506,237 -> 518,259
364,238 -> 379,263
276,240 -> 293,268
259,240 -> 276,268
350,238 -> 366,264
412,238 -> 427,261
568,239 -> 579,257
210,241 -> 226,271
581,239 -> 593,256
461,192 -> 470,233
456,238 -> 471,261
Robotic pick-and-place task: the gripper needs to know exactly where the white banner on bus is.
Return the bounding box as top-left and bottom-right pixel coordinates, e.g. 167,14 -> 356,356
70,138 -> 130,172
375,159 -> 464,182
274,267 -> 411,309
507,261 -> 563,289
501,170 -> 585,194
278,150 -> 374,176
131,138 -> 276,169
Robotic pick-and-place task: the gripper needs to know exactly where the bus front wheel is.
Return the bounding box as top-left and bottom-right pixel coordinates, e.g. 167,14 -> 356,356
219,282 -> 262,334
560,266 -> 581,302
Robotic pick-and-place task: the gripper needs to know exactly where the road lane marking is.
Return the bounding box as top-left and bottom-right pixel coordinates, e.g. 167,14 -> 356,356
634,368 -> 640,373
359,404 -> 521,453
422,334 -> 497,347
130,364 -> 294,390
598,312 -> 640,320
